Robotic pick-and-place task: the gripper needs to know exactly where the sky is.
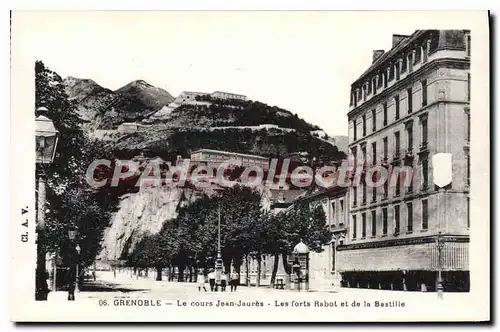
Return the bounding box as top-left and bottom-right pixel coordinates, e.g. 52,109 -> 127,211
16,11 -> 422,136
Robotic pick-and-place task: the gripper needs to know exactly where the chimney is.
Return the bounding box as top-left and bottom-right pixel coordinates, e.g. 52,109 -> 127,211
372,50 -> 385,63
392,34 -> 410,48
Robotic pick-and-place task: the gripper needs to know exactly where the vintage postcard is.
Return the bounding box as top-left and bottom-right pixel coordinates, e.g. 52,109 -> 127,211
10,10 -> 490,322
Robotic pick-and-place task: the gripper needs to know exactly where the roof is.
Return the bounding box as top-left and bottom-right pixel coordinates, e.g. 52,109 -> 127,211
353,30 -> 426,86
191,149 -> 269,160
269,189 -> 306,203
293,185 -> 347,204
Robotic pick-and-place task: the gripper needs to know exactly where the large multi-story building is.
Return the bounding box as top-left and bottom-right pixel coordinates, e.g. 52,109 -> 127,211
190,149 -> 270,171
337,30 -> 471,291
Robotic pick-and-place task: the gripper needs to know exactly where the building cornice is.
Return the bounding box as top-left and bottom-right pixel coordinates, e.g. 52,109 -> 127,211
337,234 -> 469,251
348,57 -> 470,120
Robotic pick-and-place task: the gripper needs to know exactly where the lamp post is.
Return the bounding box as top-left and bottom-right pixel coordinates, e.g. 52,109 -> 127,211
436,231 -> 444,299
35,108 -> 59,301
68,229 -> 80,299
213,187 -> 224,290
432,152 -> 452,299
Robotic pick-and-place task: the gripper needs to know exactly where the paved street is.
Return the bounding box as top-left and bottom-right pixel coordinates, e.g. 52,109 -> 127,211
48,270 -> 471,304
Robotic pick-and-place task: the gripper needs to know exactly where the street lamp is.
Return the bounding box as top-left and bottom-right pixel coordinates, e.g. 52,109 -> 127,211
213,187 -> 224,290
68,229 -> 81,298
35,108 -> 59,301
436,231 -> 445,299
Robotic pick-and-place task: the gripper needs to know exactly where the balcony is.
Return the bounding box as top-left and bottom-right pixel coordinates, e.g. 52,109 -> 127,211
404,148 -> 415,164
391,151 -> 401,165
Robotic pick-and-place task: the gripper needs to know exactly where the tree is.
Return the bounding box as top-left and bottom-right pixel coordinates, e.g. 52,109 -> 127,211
36,61 -> 119,272
265,204 -> 331,287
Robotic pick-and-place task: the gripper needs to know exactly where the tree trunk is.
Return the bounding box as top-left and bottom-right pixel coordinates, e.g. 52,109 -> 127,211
189,266 -> 193,282
145,268 -> 149,277
178,264 -> 185,282
245,254 -> 250,286
281,252 -> 291,289
156,266 -> 162,281
256,255 -> 262,287
271,254 -> 279,285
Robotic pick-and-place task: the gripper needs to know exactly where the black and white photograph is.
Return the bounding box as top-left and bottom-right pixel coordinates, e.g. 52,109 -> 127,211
10,10 -> 490,322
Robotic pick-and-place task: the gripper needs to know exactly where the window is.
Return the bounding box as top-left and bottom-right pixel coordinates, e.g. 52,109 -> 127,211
384,180 -> 389,199
377,73 -> 383,88
367,81 -> 372,95
407,87 -> 413,113
383,102 -> 388,126
353,120 -> 357,141
372,109 -> 376,132
396,62 -> 400,81
331,201 -> 336,224
466,153 -> 470,187
362,115 -> 366,137
382,208 -> 388,235
394,205 -> 400,235
422,158 -> 429,189
353,187 -> 357,206
383,71 -> 388,88
340,200 -> 344,213
351,146 -> 357,168
372,77 -> 377,95
371,210 -> 377,236
363,85 -> 367,101
408,52 -> 413,72
414,47 -> 422,64
362,183 -> 366,204
372,142 -> 377,166
421,117 -> 428,145
389,65 -> 395,81
407,202 -> 413,232
407,124 -> 413,151
422,42 -> 428,63
402,55 -> 407,72
361,145 -> 367,168
466,33 -> 471,57
467,197 -> 470,228
421,79 -> 428,106
372,185 -> 377,203
467,73 -> 471,102
362,213 -> 366,238
383,137 -> 388,160
395,95 -> 400,120
352,215 -> 357,239
422,199 -> 428,230
352,92 -> 357,107
395,131 -> 400,155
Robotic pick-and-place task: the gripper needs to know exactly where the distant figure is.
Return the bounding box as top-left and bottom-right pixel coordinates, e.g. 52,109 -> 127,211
230,271 -> 239,292
208,269 -> 216,291
220,273 -> 227,292
197,272 -> 207,292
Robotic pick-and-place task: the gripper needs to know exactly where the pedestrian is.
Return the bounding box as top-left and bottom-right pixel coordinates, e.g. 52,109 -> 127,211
220,272 -> 227,292
208,269 -> 216,291
197,272 -> 207,292
230,271 -> 239,292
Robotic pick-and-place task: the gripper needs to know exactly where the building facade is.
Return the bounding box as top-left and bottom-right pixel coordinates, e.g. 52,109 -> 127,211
211,91 -> 247,101
190,149 -> 270,171
337,30 -> 470,291
293,187 -> 348,290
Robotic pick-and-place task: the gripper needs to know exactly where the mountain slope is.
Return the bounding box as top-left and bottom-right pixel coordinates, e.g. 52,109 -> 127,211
64,77 -> 174,130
